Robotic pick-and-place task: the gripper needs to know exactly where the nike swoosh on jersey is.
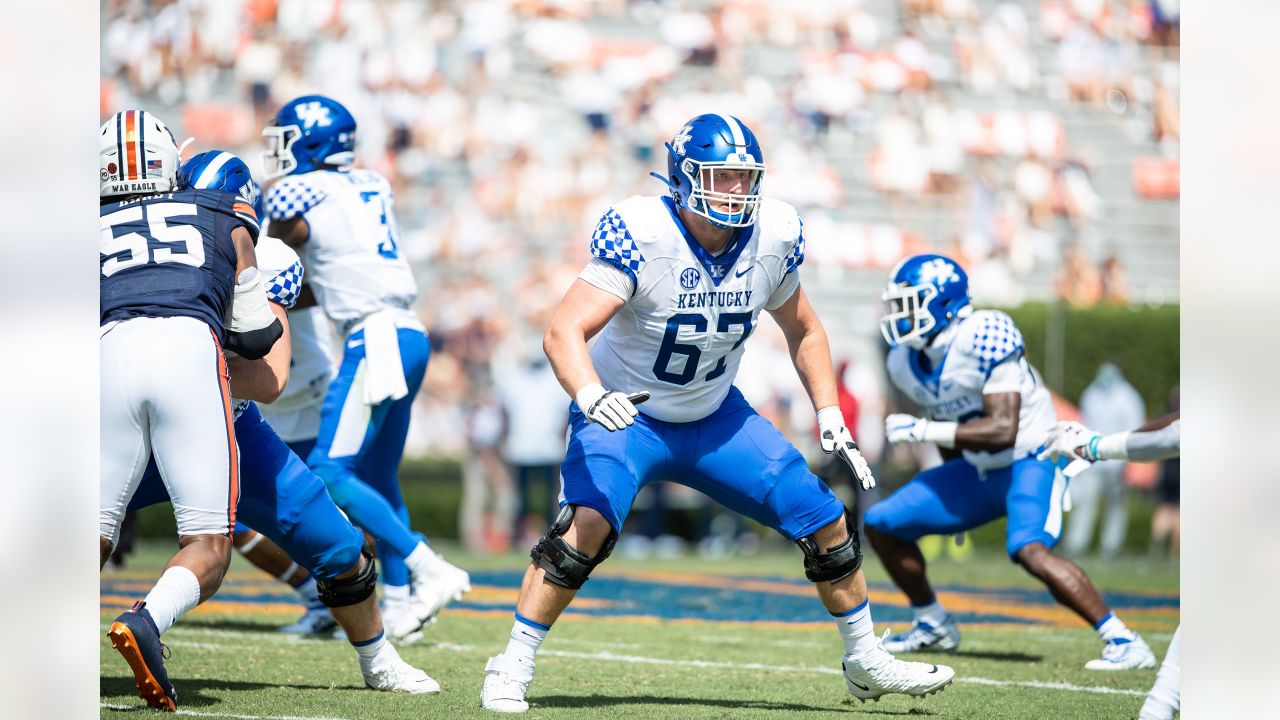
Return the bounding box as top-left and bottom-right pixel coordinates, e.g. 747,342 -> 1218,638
734,265 -> 754,278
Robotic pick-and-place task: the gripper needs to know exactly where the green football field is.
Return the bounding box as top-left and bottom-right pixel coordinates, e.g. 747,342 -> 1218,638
101,542 -> 1178,719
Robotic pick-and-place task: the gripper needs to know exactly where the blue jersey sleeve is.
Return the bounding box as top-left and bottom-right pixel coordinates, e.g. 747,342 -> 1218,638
589,207 -> 644,284
265,177 -> 326,221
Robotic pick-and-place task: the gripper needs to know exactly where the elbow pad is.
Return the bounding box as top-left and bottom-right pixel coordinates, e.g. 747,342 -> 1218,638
225,318 -> 283,360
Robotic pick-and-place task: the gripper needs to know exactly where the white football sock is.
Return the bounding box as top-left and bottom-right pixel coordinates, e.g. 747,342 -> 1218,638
835,599 -> 878,657
1139,626 -> 1180,720
383,583 -> 410,607
405,542 -> 440,577
911,598 -> 948,627
504,613 -> 549,663
1095,612 -> 1133,642
352,629 -> 388,659
143,566 -> 201,635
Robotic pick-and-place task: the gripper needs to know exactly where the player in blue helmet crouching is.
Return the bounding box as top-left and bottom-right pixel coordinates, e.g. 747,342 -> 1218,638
867,253 -> 1156,671
128,148 -> 441,696
479,114 -> 955,713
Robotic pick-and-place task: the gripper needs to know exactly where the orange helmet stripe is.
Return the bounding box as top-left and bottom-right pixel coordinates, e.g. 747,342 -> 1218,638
124,111 -> 138,180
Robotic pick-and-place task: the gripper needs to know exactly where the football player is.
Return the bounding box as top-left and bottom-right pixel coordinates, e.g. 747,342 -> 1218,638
1041,413 -> 1182,720
261,95 -> 470,640
479,114 -> 955,713
867,253 -> 1156,670
100,112 -> 281,711
127,150 -> 440,693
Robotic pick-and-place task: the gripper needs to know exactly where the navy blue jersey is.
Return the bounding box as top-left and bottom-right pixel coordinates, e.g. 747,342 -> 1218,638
100,189 -> 260,340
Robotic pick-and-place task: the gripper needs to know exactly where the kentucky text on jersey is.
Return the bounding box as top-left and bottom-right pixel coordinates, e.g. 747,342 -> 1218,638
676,290 -> 754,309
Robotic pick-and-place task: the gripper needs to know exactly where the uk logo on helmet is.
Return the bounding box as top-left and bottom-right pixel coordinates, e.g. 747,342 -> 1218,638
918,258 -> 960,288
296,101 -> 333,129
672,126 -> 693,155
680,267 -> 701,289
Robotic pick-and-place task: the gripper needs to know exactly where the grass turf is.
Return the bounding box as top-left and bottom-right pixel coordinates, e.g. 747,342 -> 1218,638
101,542 -> 1178,719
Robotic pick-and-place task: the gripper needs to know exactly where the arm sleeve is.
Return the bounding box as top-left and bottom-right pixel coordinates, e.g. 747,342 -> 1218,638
578,258 -> 633,300
982,357 -> 1023,394
1111,420 -> 1181,461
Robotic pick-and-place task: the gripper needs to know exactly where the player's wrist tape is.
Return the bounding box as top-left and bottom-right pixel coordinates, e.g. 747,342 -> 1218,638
815,406 -> 843,429
228,267 -> 276,332
575,383 -> 607,414
922,420 -> 957,448
1095,432 -> 1129,462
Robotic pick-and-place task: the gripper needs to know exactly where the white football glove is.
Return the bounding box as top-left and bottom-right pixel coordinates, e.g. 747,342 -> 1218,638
1037,421 -> 1101,464
885,413 -> 930,444
817,407 -> 875,490
576,383 -> 641,432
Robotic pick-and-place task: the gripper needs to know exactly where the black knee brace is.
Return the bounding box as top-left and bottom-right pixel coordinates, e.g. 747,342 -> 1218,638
530,505 -> 618,590
796,509 -> 862,583
315,549 -> 377,608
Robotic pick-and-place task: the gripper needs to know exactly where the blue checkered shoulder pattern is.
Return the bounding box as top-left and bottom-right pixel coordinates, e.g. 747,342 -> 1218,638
590,208 -> 644,283
964,311 -> 1025,377
265,177 -> 326,221
266,260 -> 304,308
784,219 -> 806,275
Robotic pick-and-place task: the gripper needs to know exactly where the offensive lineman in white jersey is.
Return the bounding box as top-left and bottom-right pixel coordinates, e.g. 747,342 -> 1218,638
480,114 -> 955,713
867,254 -> 1157,670
262,95 -> 469,640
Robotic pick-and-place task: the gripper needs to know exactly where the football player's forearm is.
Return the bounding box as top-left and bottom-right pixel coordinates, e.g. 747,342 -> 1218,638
543,323 -> 600,400
227,304 -> 291,402
788,325 -> 839,411
953,417 -> 1018,452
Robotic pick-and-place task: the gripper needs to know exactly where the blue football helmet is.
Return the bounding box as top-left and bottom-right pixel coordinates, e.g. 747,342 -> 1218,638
262,95 -> 356,179
659,113 -> 766,229
177,150 -> 260,207
880,253 -> 972,349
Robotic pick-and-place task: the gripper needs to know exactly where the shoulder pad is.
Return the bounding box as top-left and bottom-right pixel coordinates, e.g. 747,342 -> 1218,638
192,189 -> 259,243
954,310 -> 1025,376
756,198 -> 804,273
265,176 -> 326,221
589,204 -> 645,282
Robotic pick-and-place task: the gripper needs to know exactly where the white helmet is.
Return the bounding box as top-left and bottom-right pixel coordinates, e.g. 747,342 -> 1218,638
100,110 -> 182,198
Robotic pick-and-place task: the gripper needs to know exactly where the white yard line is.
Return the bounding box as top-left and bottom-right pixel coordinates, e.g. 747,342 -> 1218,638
532,649 -> 1146,697
101,703 -> 354,720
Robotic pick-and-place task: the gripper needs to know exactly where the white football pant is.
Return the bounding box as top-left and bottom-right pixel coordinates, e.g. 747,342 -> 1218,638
100,316 -> 239,547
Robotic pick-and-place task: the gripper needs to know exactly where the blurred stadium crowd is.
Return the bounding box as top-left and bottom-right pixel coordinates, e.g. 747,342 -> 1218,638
101,0 -> 1179,554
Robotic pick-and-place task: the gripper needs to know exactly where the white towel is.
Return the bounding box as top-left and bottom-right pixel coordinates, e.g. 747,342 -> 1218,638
360,311 -> 409,405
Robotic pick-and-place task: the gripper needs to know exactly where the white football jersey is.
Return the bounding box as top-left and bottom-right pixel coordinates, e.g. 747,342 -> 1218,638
257,305 -> 337,442
886,310 -> 1056,471
583,195 -> 805,423
229,235 -> 303,420
264,168 -> 418,335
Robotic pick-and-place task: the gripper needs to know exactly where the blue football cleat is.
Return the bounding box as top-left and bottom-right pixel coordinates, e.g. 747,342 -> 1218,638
107,601 -> 177,712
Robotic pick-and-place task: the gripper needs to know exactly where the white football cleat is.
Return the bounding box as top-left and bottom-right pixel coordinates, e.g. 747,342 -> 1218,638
280,605 -> 338,636
879,616 -> 960,654
481,654 -> 534,713
361,643 -> 440,694
1085,633 -> 1157,671
842,634 -> 955,702
411,555 -> 472,622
